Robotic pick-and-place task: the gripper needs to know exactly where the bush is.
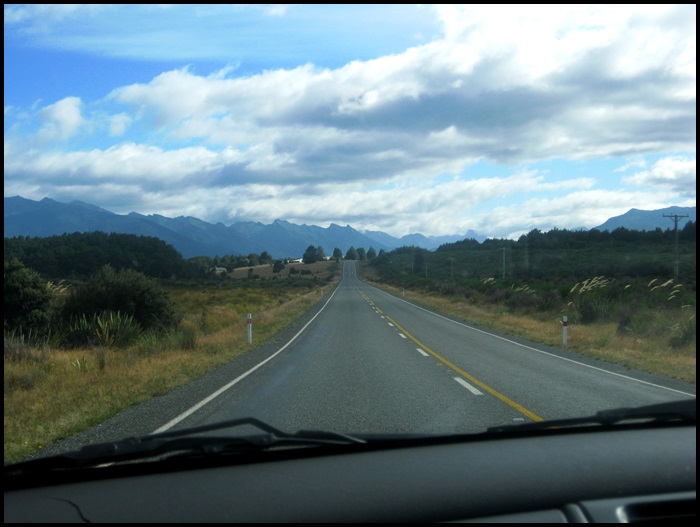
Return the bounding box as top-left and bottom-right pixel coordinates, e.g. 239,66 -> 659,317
135,326 -> 197,355
60,265 -> 178,331
61,312 -> 143,348
669,317 -> 696,349
4,259 -> 52,335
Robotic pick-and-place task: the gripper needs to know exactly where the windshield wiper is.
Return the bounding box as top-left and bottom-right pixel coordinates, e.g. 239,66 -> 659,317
487,399 -> 696,433
5,418 -> 366,475
7,401 -> 695,475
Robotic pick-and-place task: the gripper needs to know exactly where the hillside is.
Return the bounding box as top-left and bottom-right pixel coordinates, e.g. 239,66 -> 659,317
4,196 -> 695,259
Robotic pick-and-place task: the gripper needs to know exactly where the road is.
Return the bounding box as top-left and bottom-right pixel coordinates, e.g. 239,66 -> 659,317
37,260 -> 695,456
156,260 -> 694,436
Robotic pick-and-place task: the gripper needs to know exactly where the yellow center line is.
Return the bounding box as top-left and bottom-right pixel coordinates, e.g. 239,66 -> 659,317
385,315 -> 544,423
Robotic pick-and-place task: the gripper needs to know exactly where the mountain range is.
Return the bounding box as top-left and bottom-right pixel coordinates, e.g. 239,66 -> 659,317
592,206 -> 695,232
3,196 -> 695,259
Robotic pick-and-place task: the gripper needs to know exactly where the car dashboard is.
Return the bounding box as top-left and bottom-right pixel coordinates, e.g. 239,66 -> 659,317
4,422 -> 696,523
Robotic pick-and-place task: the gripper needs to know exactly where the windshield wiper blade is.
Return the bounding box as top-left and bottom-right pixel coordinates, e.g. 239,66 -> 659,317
5,418 -> 366,475
487,399 -> 696,433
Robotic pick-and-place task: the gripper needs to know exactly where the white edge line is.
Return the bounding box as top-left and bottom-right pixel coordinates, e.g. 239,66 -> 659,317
152,283 -> 342,434
364,283 -> 696,398
454,377 -> 483,395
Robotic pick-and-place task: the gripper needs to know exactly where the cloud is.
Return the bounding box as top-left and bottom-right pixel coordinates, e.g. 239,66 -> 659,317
4,4 -> 695,238
264,5 -> 289,17
483,188 -> 688,240
38,97 -> 85,141
108,113 -> 132,136
101,62 -> 691,193
99,4 -> 693,176
4,4 -> 107,27
623,157 -> 696,198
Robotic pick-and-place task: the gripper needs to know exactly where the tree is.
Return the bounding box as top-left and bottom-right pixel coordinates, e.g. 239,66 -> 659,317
259,251 -> 273,265
303,245 -> 319,264
357,247 -> 366,260
316,245 -> 325,260
413,250 -> 425,274
366,247 -> 377,260
333,247 -> 343,261
272,259 -> 285,273
345,246 -> 358,260
4,259 -> 52,335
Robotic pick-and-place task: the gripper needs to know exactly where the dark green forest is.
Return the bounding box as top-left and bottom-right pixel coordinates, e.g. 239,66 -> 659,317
3,232 -> 273,280
4,225 -> 696,351
371,222 -> 696,292
4,223 -> 696,288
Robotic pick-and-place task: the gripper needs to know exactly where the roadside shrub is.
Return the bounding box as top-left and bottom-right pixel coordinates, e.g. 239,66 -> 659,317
135,326 -> 197,355
61,314 -> 97,348
4,259 -> 52,336
669,316 -> 696,349
503,284 -> 538,313
616,304 -> 637,336
577,296 -> 610,324
60,265 -> 178,331
61,311 -> 143,348
535,290 -> 560,312
96,311 -> 143,347
569,277 -> 614,324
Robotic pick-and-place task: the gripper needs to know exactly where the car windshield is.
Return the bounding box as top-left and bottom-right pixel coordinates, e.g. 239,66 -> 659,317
3,4 -> 696,466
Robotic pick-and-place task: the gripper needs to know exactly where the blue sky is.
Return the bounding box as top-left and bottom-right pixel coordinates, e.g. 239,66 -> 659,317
4,4 -> 696,239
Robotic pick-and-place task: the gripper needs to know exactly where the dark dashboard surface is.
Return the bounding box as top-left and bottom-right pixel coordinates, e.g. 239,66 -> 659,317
5,424 -> 695,523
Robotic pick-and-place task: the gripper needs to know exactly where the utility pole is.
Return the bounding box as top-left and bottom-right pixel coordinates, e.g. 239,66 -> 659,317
663,214 -> 688,282
502,246 -> 506,280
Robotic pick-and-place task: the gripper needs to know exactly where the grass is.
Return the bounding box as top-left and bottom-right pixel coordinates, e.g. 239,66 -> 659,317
4,259 -> 695,464
229,259 -> 339,280
357,262 -> 695,384
4,264 -> 340,464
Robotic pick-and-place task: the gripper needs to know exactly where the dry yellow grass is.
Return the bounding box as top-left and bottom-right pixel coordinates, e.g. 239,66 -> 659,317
5,261 -> 693,463
4,278 -> 338,464
230,259 -> 337,279
363,276 -> 695,385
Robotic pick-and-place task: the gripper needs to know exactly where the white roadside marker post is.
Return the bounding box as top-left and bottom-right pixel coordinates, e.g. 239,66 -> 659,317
562,316 -> 568,346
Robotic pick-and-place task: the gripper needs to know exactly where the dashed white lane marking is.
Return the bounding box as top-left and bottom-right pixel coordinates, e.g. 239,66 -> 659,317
387,322 -> 394,327
454,377 -> 484,395
398,333 -> 407,339
416,348 -> 429,357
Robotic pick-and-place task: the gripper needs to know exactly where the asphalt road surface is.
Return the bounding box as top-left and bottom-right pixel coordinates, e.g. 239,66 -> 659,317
37,260 -> 696,454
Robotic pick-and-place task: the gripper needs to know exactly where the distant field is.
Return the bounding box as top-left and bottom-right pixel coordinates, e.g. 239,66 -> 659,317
230,260 -> 337,279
